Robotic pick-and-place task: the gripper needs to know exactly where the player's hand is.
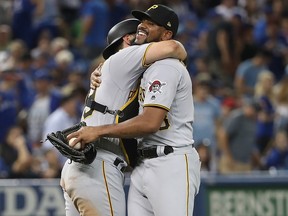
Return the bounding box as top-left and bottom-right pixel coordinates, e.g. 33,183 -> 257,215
67,126 -> 101,147
90,63 -> 103,89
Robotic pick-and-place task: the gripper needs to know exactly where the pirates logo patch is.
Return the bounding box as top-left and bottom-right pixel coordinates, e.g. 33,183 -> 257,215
148,80 -> 166,93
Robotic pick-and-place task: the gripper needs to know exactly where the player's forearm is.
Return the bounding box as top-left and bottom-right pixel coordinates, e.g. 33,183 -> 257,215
145,40 -> 187,64
159,40 -> 187,60
68,108 -> 165,144
98,107 -> 166,139
172,40 -> 187,60
98,115 -> 158,139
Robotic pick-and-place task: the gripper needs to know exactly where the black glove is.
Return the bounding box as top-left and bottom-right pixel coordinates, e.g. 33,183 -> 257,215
46,122 -> 97,164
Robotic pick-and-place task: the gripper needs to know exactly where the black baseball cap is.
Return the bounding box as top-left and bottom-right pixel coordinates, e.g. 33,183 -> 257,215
132,4 -> 179,37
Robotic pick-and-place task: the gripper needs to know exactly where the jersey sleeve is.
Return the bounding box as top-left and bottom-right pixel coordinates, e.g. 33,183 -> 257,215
108,43 -> 151,89
143,60 -> 180,111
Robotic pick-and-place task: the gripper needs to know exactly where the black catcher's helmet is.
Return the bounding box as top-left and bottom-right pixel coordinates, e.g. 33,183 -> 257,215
102,18 -> 140,60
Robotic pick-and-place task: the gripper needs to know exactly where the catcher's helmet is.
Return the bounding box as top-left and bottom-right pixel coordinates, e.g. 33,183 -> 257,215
102,18 -> 140,60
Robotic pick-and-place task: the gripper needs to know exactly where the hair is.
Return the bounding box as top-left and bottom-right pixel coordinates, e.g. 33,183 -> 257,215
51,37 -> 69,54
55,49 -> 74,64
254,70 -> 275,100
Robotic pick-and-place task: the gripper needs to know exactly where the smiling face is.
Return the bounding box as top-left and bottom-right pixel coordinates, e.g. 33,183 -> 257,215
134,19 -> 172,44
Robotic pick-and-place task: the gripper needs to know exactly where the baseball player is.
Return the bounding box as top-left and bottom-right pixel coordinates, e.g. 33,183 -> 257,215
61,16 -> 187,215
68,5 -> 201,216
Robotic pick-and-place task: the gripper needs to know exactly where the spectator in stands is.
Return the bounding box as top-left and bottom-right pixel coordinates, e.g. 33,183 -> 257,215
215,0 -> 247,21
16,53 -> 36,112
31,0 -> 60,49
260,17 -> 287,82
27,68 -> 61,149
193,73 -> 221,172
192,56 -> 210,78
0,0 -> 12,25
11,0 -> 35,48
234,48 -> 273,99
0,65 -> 23,144
51,49 -> 75,87
50,37 -> 70,57
30,34 -> 52,61
78,0 -> 110,61
61,62 -> 88,95
58,0 -> 81,42
239,23 -> 259,61
218,98 -> 261,173
239,0 -> 265,25
273,67 -> 288,132
0,125 -> 40,178
254,71 -> 275,155
207,10 -> 246,86
175,13 -> 208,77
41,87 -> 87,169
2,40 -> 28,71
253,0 -> 285,45
219,96 -> 239,122
106,0 -> 131,29
196,139 -> 212,172
261,129 -> 288,170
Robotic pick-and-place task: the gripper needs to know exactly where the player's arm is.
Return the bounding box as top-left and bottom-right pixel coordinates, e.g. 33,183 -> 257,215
67,107 -> 166,146
143,40 -> 187,65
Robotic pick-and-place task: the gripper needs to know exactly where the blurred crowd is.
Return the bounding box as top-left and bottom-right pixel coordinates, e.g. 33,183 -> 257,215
1,0 -> 288,178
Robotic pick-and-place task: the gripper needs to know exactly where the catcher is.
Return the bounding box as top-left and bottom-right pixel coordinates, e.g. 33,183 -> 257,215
48,17 -> 187,216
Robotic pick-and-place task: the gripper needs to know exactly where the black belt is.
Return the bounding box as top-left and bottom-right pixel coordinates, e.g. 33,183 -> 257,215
137,144 -> 194,159
137,146 -> 173,159
137,144 -> 195,159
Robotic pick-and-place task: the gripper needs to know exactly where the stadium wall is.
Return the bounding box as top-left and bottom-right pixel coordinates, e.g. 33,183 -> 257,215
1,172 -> 288,216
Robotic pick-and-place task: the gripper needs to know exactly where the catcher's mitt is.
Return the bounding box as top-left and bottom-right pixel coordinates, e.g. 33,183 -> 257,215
46,122 -> 97,164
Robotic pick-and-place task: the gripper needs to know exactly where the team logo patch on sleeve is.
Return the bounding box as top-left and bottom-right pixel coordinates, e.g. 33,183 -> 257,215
148,80 -> 166,93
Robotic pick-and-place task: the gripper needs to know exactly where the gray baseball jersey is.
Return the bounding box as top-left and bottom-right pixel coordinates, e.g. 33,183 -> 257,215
138,58 -> 195,147
128,58 -> 201,216
83,43 -> 151,128
61,43 -> 151,216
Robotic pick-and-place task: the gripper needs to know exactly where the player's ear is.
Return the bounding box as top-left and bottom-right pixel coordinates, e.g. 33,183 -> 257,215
123,34 -> 136,46
162,30 -> 173,41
